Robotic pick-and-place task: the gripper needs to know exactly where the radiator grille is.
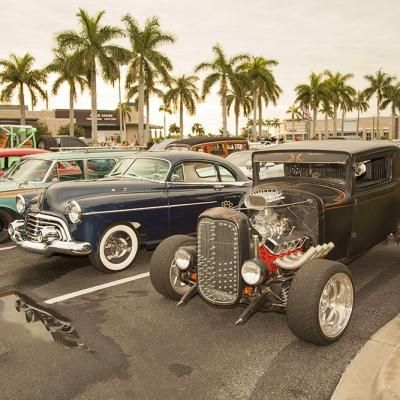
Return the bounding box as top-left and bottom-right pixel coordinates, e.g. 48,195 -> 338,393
197,218 -> 241,305
25,213 -> 67,242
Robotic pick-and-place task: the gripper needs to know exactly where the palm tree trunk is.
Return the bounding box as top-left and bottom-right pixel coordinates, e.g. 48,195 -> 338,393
376,97 -> 380,139
357,109 -> 360,138
341,108 -> 345,136
163,111 -> 166,139
69,86 -> 74,137
392,106 -> 396,140
146,97 -> 150,143
138,71 -> 145,145
19,83 -> 26,125
90,68 -> 98,144
258,95 -> 263,138
292,116 -> 295,138
333,105 -> 337,135
252,89 -> 257,141
324,113 -> 328,139
235,111 -> 239,136
312,108 -> 317,138
179,97 -> 184,140
221,84 -> 227,134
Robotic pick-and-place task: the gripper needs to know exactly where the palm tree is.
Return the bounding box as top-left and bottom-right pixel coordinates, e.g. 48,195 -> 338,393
164,74 -> 200,139
127,81 -> 164,141
364,69 -> 395,139
159,104 -> 172,139
195,44 -> 249,134
319,101 -> 334,139
239,56 -> 281,139
192,123 -> 205,136
47,47 -> 87,136
324,71 -> 354,135
123,14 -> 175,145
295,72 -> 330,139
57,9 -> 128,143
169,123 -> 180,136
286,104 -> 303,137
353,91 -> 369,137
226,83 -> 252,136
381,82 -> 400,139
0,53 -> 47,125
115,102 -> 132,141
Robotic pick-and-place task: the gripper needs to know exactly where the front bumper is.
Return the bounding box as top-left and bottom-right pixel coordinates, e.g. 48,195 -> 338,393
9,220 -> 92,256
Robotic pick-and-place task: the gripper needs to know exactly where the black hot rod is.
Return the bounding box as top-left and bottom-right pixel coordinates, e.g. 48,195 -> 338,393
150,141 -> 400,345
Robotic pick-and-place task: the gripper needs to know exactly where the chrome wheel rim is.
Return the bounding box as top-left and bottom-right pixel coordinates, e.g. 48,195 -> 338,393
104,232 -> 132,264
319,272 -> 354,338
169,259 -> 190,295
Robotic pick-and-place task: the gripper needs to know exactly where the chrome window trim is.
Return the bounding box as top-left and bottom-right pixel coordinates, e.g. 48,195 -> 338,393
82,200 -> 218,216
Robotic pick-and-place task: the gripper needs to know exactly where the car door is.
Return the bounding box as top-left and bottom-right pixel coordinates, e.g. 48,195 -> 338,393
349,150 -> 399,255
167,161 -> 222,235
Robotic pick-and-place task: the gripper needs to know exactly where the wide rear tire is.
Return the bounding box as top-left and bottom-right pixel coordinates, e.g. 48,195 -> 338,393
286,259 -> 354,345
150,235 -> 195,300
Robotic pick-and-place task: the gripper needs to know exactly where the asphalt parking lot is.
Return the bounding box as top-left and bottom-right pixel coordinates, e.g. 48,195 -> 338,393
1,241 -> 400,400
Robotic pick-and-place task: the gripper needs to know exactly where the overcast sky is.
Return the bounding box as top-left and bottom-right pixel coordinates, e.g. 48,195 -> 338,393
0,0 -> 399,133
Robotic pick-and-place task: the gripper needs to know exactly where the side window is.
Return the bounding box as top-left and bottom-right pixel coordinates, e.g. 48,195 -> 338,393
218,165 -> 237,182
355,153 -> 392,189
51,160 -> 84,182
173,162 -> 218,182
87,159 -> 116,179
171,164 -> 184,181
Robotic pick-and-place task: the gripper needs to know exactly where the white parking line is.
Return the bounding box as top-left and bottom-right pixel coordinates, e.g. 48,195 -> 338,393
44,272 -> 150,305
0,245 -> 16,251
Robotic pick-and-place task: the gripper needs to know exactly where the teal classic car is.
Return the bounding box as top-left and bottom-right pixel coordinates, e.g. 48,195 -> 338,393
0,149 -> 134,242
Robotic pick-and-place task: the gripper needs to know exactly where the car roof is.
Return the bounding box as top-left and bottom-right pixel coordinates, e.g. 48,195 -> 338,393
21,149 -> 136,161
166,136 -> 248,146
257,140 -> 399,155
0,148 -> 48,157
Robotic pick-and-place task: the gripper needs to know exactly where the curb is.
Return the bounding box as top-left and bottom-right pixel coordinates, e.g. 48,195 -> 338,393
332,314 -> 400,400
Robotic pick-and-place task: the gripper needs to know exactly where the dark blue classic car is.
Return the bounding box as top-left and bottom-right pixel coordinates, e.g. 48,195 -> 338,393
9,151 -> 250,272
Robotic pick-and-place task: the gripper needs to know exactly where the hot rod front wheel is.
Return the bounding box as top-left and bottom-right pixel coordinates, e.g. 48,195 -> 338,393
286,259 -> 354,346
150,235 -> 195,300
89,224 -> 139,273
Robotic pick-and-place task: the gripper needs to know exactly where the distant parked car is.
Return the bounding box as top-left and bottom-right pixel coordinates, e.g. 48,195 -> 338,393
161,136 -> 249,157
37,135 -> 88,150
0,149 -> 134,243
226,149 -> 282,179
0,148 -> 48,177
10,151 -> 250,272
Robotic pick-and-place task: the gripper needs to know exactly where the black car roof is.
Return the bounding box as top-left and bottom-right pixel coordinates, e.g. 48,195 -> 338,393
259,140 -> 399,155
167,136 -> 247,146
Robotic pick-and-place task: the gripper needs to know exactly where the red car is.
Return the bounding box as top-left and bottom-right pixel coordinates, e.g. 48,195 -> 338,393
0,148 -> 48,176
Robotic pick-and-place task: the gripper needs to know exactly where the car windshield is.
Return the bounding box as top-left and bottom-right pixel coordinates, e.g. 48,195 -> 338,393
109,158 -> 170,181
253,151 -> 348,185
5,159 -> 53,182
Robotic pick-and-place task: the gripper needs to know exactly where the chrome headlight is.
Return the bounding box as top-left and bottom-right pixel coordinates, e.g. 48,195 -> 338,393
65,200 -> 82,224
16,195 -> 26,214
175,247 -> 196,270
241,259 -> 266,286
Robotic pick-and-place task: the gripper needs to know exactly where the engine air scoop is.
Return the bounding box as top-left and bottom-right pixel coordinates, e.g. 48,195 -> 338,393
244,190 -> 284,210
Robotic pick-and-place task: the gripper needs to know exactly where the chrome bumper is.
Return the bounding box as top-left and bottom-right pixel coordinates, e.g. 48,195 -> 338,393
9,220 -> 92,256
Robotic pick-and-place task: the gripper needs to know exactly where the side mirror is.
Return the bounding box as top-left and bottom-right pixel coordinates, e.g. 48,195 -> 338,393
245,160 -> 252,170
354,162 -> 367,177
170,174 -> 180,182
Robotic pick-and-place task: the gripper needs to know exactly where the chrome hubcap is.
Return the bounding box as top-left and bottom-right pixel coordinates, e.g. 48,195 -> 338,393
104,232 -> 132,263
319,272 -> 354,338
169,259 -> 190,295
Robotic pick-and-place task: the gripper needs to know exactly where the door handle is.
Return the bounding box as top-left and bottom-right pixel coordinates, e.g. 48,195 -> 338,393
213,184 -> 224,191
